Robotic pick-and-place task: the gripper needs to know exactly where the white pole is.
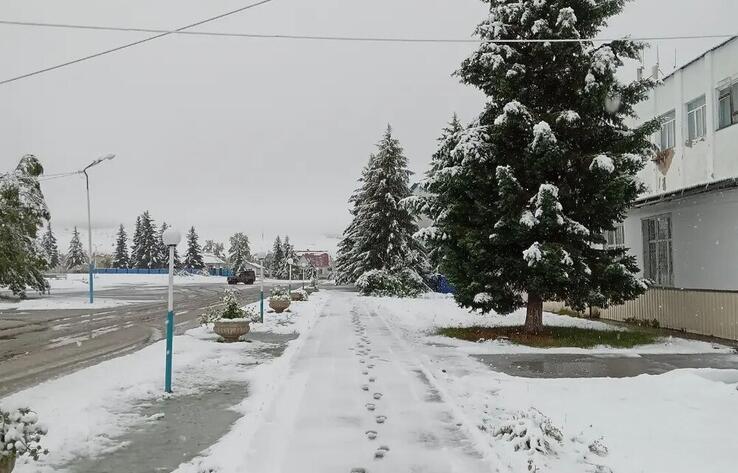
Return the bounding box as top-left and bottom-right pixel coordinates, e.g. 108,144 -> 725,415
168,246 -> 174,312
84,171 -> 94,303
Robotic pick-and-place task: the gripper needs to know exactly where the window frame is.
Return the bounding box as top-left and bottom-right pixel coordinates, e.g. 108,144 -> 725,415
717,80 -> 738,130
686,95 -> 706,142
658,110 -> 676,151
605,223 -> 625,249
642,213 -> 674,287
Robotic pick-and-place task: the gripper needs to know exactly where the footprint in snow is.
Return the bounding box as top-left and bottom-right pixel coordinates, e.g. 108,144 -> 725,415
350,468 -> 367,473
373,392 -> 383,400
365,430 -> 378,440
375,415 -> 387,424
361,384 -> 369,391
359,359 -> 366,364
367,364 -> 375,369
362,370 -> 369,375
374,445 -> 390,459
365,403 -> 376,411
369,377 -> 376,382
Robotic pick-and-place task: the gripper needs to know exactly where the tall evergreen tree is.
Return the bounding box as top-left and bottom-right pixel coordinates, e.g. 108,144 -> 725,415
281,236 -> 297,279
335,161 -> 371,285
335,125 -> 428,292
417,0 -> 657,332
40,221 -> 60,269
270,236 -> 285,278
0,155 -> 51,296
228,233 -> 252,273
130,216 -> 142,267
67,226 -> 87,269
154,222 -> 180,268
184,226 -> 205,270
132,211 -> 158,269
112,224 -> 130,269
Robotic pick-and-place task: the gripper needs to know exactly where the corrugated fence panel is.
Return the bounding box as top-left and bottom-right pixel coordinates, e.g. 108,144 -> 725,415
600,288 -> 738,341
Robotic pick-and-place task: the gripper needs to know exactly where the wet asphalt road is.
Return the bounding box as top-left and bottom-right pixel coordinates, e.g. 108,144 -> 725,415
0,281 -> 282,396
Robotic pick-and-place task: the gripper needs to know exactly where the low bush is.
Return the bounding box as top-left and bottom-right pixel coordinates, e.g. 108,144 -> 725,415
355,269 -> 427,298
0,407 -> 48,464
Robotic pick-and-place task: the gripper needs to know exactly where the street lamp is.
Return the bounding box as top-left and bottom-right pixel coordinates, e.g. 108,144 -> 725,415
162,227 -> 182,394
259,258 -> 265,324
79,153 -> 115,304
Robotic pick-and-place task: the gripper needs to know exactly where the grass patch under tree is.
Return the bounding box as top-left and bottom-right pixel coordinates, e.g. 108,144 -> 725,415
436,325 -> 658,349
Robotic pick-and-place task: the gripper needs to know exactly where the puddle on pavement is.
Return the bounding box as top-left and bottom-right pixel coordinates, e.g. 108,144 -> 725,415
65,333 -> 299,473
65,382 -> 247,473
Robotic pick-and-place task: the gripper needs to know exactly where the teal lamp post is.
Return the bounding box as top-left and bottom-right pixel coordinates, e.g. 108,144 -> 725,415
162,227 -> 181,393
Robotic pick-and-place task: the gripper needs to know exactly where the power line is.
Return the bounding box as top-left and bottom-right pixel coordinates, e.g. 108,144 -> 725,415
1,19 -> 736,44
0,0 -> 275,86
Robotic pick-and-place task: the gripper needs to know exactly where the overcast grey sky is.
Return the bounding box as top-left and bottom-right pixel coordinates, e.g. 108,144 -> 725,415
1,0 -> 736,253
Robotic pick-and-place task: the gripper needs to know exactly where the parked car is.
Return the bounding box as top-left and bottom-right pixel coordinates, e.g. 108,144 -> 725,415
227,270 -> 256,285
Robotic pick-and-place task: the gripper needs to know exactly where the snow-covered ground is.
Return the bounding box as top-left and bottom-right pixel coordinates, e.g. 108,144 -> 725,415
1,293 -> 328,472
361,294 -> 738,473
3,290 -> 736,473
48,273 -> 229,293
0,297 -> 137,311
367,293 -> 733,355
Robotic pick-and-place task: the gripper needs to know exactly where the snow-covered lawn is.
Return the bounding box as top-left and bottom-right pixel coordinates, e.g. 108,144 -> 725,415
1,293 -> 327,473
49,273 -> 229,293
362,293 -> 738,473
0,297 -> 138,311
366,293 -> 733,355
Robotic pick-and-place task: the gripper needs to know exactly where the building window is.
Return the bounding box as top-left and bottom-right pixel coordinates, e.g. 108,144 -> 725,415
718,81 -> 738,129
642,214 -> 673,287
605,223 -> 625,249
686,96 -> 706,142
658,110 -> 676,150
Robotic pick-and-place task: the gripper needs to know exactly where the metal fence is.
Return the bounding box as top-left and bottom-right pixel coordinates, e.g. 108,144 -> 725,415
94,267 -> 234,277
600,287 -> 738,341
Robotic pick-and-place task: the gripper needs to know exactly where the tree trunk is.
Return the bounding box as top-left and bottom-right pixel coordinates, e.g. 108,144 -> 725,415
524,294 -> 544,334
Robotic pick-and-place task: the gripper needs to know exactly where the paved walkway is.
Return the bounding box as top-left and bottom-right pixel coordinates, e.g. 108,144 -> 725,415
241,291 -> 492,473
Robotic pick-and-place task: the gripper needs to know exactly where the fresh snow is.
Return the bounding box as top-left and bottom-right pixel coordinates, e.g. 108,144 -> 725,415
523,242 -> 543,266
532,120 -> 556,148
590,154 -> 615,173
2,294 -> 327,472
0,297 -> 136,311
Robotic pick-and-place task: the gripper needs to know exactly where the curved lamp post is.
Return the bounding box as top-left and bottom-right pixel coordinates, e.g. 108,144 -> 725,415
80,153 -> 115,304
162,227 -> 181,393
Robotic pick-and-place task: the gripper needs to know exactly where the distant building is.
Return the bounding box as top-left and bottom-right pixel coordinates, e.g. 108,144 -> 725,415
202,253 -> 228,273
296,250 -> 333,279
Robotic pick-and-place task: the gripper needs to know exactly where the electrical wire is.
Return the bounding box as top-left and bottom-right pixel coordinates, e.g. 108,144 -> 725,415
0,0 -> 274,86
37,171 -> 81,182
1,19 -> 736,44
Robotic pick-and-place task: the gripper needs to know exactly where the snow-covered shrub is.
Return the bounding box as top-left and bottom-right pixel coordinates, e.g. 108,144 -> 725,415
0,407 -> 47,463
269,286 -> 291,303
491,408 -> 563,455
291,289 -> 308,301
355,269 -> 427,297
200,289 -> 256,324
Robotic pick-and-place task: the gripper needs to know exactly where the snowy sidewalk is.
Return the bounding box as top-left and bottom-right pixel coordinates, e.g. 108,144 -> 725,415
183,290 -> 493,473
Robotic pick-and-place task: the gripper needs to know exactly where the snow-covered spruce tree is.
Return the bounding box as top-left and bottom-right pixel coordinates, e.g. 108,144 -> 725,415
270,236 -> 285,279
0,155 -> 51,296
184,226 -> 205,270
334,160 -> 371,285
132,211 -> 158,269
40,221 -> 60,269
112,224 -> 130,269
337,125 -> 428,296
418,0 -> 658,332
130,216 -> 142,267
281,236 -> 297,279
66,226 -> 87,270
228,233 -> 252,273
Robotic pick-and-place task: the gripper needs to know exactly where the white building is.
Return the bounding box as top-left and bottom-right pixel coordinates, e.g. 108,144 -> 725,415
603,37 -> 738,340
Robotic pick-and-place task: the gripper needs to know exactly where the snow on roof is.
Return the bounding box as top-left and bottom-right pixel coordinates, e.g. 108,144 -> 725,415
202,253 -> 226,265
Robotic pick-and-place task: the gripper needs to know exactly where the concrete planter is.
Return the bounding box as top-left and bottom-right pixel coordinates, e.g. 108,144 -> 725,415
269,298 -> 291,313
213,320 -> 250,343
0,456 -> 16,473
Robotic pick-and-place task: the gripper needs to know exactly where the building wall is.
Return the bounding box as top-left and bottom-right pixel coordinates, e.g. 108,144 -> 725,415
622,187 -> 738,291
633,38 -> 738,196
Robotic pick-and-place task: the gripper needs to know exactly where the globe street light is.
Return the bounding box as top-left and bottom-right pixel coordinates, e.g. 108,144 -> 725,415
287,257 -> 294,295
79,153 -> 115,304
162,227 -> 181,394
